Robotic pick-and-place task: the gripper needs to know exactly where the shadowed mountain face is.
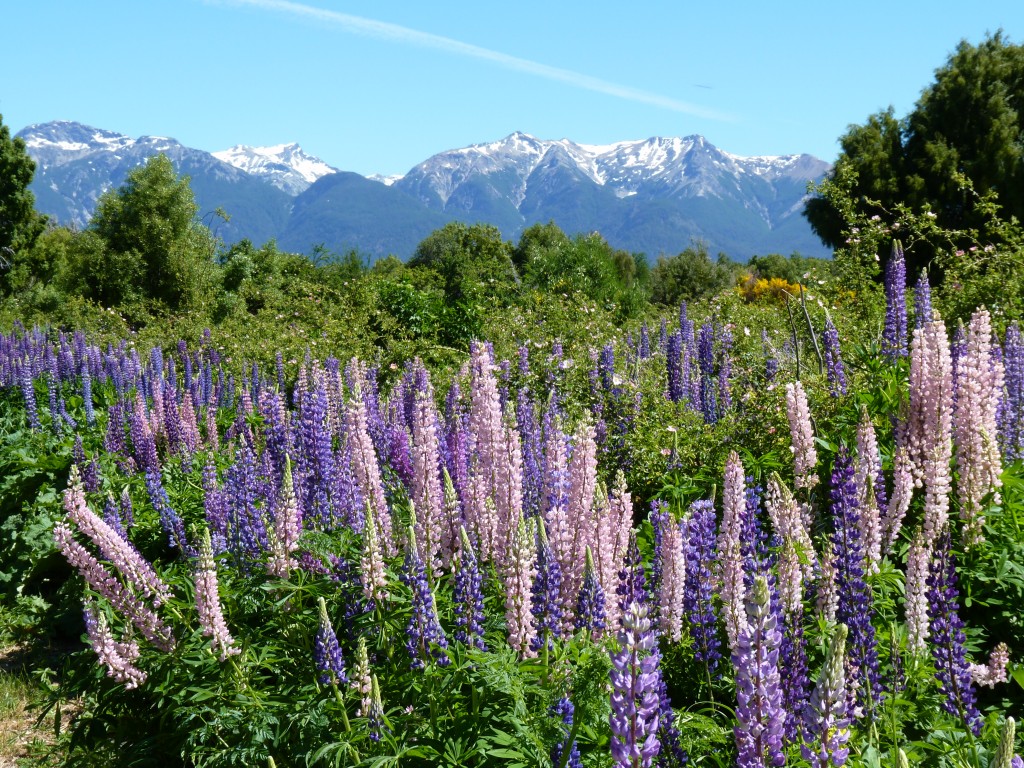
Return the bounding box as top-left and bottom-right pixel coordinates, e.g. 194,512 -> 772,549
18,122 -> 832,261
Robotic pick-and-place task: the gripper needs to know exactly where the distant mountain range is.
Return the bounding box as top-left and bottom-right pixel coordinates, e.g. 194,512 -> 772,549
17,121 -> 832,260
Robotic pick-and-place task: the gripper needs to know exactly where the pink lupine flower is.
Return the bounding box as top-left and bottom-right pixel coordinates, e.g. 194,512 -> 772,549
854,408 -> 883,574
54,523 -> 175,652
815,542 -> 838,625
410,366 -> 445,572
564,422 -> 598,629
971,642 -> 1011,688
954,308 -> 1003,547
267,456 -> 301,579
83,601 -> 146,689
504,516 -> 538,657
63,467 -> 172,606
360,504 -> 388,602
907,318 -> 955,545
719,450 -> 748,653
657,515 -> 686,642
346,371 -> 393,556
785,381 -> 818,491
195,528 -> 239,661
904,526 -> 931,655
765,475 -> 813,616
882,441 -> 914,552
352,636 -> 373,717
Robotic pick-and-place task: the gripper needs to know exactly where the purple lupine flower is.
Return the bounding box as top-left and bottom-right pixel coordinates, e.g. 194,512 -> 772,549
666,332 -> 684,403
400,524 -> 450,669
639,323 -> 651,360
517,387 -> 544,519
144,470 -> 191,556
801,624 -> 850,768
453,527 -> 487,650
551,696 -> 583,768
914,269 -> 932,330
780,608 -> 809,745
314,596 -> 347,685
822,317 -> 848,397
732,575 -> 785,768
762,330 -> 778,384
102,494 -> 128,540
683,499 -> 721,679
697,322 -> 717,424
531,521 -> 564,653
1001,324 -> 1024,461
830,449 -> 882,717
659,319 -> 668,353
18,359 -> 41,430
717,325 -> 733,419
927,530 -> 983,736
609,601 -> 662,767
575,547 -> 607,638
368,674 -> 387,742
617,531 -> 647,623
81,358 -> 95,426
882,240 -> 908,360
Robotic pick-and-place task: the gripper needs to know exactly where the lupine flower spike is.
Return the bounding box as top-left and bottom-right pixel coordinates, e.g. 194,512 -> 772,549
801,623 -> 850,768
195,527 -> 239,661
609,601 -> 662,767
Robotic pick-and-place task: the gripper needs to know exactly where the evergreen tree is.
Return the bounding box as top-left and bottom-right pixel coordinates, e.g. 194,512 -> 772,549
0,113 -> 45,271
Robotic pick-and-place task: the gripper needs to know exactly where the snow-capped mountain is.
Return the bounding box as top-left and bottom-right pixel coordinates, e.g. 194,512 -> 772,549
17,121 -> 831,260
213,142 -> 337,195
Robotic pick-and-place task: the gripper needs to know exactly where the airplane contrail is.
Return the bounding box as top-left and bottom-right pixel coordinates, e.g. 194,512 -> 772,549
217,0 -> 732,121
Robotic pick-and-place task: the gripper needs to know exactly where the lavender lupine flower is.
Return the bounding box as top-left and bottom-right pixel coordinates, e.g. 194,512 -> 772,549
854,408 -> 883,574
609,601 -> 662,768
54,524 -> 175,652
1002,324 -> 1024,461
830,449 -> 882,717
666,332 -> 684,403
684,499 -> 721,677
314,596 -> 347,685
143,470 -> 191,555
657,515 -> 686,643
410,364 -> 446,571
83,601 -> 146,689
801,624 -> 850,768
351,636 -> 372,717
195,528 -> 239,661
18,359 -> 41,430
505,516 -> 538,657
102,494 -> 128,540
575,547 -> 607,638
882,240 -> 908,360
453,527 -> 487,650
346,374 -> 394,556
762,330 -> 779,384
822,317 -> 848,397
717,325 -> 733,418
551,696 -> 583,768
400,524 -> 450,669
617,531 -> 647,624
697,322 -> 717,424
531,521 -> 564,653
785,382 -> 818,492
719,451 -> 748,654
913,269 -> 932,331
927,530 -> 983,736
732,575 -> 785,768
970,642 -> 1011,688
954,307 -> 1003,547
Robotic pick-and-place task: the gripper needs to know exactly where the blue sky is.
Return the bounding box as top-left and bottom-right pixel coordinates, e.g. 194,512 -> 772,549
2,1 -> 1022,177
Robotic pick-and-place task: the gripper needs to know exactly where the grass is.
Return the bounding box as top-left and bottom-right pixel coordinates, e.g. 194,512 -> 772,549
0,645 -> 69,768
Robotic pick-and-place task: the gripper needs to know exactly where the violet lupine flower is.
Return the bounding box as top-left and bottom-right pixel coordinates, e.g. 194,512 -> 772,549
575,547 -> 607,638
684,499 -> 721,677
610,600 -> 662,768
531,521 -> 564,653
54,523 -> 175,653
102,494 -> 128,540
453,527 -> 487,650
822,317 -> 848,397
314,596 -> 347,685
954,307 -> 1003,548
144,470 -> 191,556
762,330 -> 779,384
697,322 -> 718,424
400,524 -> 450,669
927,530 -> 983,736
83,601 -> 146,689
830,449 -> 882,717
551,696 -> 583,768
368,674 -> 387,742
1001,324 -> 1024,461
882,240 -> 908,360
785,381 -> 818,492
195,528 -> 239,661
505,516 -> 539,657
913,269 -> 932,331
18,360 -> 41,430
801,624 -> 850,768
970,642 -> 1011,688
617,531 -> 647,623
732,575 -> 785,768
718,325 -> 733,418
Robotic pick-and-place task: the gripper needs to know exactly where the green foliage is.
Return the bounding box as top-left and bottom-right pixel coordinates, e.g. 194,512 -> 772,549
409,221 -> 518,301
0,114 -> 45,269
649,242 -> 735,306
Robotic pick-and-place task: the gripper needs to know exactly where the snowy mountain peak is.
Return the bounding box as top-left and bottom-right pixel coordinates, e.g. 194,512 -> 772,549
212,143 -> 337,195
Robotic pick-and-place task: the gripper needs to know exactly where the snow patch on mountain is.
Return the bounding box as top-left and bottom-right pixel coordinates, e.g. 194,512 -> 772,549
213,143 -> 337,195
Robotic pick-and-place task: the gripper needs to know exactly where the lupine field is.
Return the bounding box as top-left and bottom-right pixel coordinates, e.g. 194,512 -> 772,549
2,240 -> 1024,768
